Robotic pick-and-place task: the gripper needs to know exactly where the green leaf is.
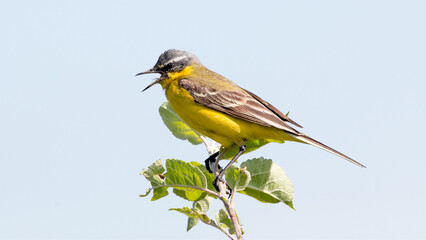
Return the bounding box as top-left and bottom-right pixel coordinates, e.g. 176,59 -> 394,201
164,159 -> 207,201
215,209 -> 235,235
170,207 -> 217,228
225,165 -> 251,192
159,102 -> 203,145
187,197 -> 212,231
140,159 -> 168,201
239,158 -> 294,209
190,161 -> 218,194
222,139 -> 284,160
170,207 -> 212,223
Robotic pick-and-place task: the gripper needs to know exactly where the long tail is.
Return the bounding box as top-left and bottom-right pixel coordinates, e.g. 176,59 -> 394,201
290,134 -> 366,168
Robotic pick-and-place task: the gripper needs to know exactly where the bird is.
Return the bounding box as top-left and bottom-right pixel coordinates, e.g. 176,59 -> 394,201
136,49 -> 366,191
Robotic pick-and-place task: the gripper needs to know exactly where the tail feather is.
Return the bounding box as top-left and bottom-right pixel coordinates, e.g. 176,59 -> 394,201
291,134 -> 366,168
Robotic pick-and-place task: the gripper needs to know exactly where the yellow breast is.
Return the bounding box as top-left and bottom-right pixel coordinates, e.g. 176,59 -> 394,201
164,79 -> 242,147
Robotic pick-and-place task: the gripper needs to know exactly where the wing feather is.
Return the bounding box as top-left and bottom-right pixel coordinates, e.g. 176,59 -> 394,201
242,88 -> 303,128
179,79 -> 300,135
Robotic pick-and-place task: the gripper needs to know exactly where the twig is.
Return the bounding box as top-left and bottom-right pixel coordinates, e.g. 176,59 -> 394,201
145,183 -> 241,239
199,217 -> 235,240
215,169 -> 243,239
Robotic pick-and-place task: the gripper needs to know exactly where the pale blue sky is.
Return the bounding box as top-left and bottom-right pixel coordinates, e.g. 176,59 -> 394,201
1,1 -> 425,239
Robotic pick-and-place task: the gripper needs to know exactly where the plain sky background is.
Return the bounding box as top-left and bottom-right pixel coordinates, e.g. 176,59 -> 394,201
1,1 -> 425,239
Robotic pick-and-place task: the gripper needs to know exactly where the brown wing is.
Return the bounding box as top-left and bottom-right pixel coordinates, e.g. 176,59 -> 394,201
242,88 -> 303,128
179,79 -> 366,168
179,79 -> 300,135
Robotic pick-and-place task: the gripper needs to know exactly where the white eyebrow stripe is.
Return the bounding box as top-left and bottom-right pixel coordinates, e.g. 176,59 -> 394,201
164,55 -> 188,65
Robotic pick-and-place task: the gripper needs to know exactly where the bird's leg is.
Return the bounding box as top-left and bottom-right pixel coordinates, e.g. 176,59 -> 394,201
213,148 -> 228,174
213,145 -> 246,196
205,150 -> 232,195
204,151 -> 220,173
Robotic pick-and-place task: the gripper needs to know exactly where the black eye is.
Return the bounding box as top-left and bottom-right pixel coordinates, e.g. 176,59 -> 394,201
163,63 -> 173,71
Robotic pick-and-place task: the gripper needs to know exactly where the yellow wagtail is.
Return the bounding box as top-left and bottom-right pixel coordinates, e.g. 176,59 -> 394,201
137,49 -> 365,188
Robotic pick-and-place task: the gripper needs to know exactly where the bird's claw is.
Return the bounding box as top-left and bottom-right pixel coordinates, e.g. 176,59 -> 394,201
213,177 -> 232,198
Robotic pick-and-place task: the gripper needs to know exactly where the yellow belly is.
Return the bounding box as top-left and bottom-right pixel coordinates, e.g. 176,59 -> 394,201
164,80 -> 295,148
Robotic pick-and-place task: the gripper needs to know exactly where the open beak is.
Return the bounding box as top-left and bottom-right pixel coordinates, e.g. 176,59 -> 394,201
135,68 -> 162,92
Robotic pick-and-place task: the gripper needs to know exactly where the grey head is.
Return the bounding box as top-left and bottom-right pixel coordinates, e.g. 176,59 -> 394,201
137,49 -> 201,75
154,49 -> 201,72
136,49 -> 201,91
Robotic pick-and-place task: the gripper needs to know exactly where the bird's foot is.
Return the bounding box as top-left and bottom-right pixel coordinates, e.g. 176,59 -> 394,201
213,176 -> 232,198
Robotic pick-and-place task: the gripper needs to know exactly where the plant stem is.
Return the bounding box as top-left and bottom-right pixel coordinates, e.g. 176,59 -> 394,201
212,149 -> 243,240
225,201 -> 243,239
217,181 -> 243,240
201,219 -> 235,240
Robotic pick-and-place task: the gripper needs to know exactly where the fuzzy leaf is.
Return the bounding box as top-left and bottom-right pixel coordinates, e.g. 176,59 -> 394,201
215,209 -> 235,235
239,158 -> 294,209
225,165 -> 251,192
190,161 -> 218,194
170,207 -> 216,227
164,159 -> 207,201
140,159 -> 168,201
187,197 -> 212,231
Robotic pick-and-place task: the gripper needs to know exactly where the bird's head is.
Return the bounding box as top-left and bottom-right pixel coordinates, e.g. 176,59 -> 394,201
136,49 -> 201,92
